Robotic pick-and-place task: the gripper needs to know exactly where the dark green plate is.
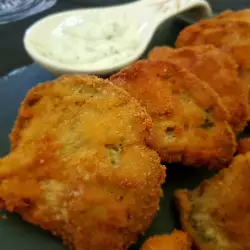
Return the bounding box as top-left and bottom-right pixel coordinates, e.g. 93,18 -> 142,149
0,14 -> 248,250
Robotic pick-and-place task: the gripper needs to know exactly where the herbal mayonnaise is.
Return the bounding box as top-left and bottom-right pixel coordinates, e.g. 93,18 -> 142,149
32,13 -> 140,69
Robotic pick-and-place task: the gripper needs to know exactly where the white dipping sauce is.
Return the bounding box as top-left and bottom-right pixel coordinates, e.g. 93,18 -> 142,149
32,12 -> 141,69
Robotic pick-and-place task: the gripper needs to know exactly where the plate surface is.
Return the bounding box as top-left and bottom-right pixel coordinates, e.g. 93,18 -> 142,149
0,11 -> 249,250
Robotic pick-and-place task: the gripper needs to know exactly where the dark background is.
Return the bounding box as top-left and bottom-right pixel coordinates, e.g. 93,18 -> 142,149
0,0 -> 249,76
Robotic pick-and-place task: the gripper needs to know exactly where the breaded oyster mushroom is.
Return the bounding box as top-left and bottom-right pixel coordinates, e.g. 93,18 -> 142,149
175,153 -> 250,250
111,60 -> 236,169
175,13 -> 250,119
148,45 -> 247,134
0,75 -> 166,250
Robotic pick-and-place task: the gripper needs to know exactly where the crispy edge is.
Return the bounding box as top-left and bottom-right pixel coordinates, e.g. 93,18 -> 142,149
175,190 -> 211,250
215,9 -> 250,22
140,230 -> 192,250
111,60 -> 231,121
148,46 -> 175,61
237,138 -> 250,155
175,19 -> 250,49
10,75 -> 153,150
148,45 -> 248,134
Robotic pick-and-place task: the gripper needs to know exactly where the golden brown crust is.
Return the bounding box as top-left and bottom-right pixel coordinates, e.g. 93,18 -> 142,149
11,75 -> 152,150
176,19 -> 250,49
148,46 -> 175,61
140,230 -> 192,250
148,45 -> 247,134
1,75 -> 166,250
175,19 -> 250,73
111,60 -> 236,169
176,14 -> 250,120
237,138 -> 250,154
215,9 -> 250,23
175,190 -> 212,250
175,153 -> 250,250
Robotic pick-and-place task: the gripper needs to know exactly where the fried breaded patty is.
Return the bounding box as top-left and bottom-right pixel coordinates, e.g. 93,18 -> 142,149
148,45 -> 247,133
175,153 -> 250,250
140,230 -> 191,250
175,15 -> 250,119
110,60 -> 236,169
0,75 -> 166,250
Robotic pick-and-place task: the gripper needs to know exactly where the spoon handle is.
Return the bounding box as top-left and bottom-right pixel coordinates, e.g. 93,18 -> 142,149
138,0 -> 212,27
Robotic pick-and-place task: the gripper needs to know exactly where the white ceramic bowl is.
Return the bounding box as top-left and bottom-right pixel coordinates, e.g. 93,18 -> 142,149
23,0 -> 212,76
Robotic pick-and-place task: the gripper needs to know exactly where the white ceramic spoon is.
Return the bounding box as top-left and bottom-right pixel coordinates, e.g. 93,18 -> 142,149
24,0 -> 212,76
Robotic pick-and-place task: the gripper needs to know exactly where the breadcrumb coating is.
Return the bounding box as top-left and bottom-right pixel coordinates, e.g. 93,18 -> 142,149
0,75 -> 166,250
